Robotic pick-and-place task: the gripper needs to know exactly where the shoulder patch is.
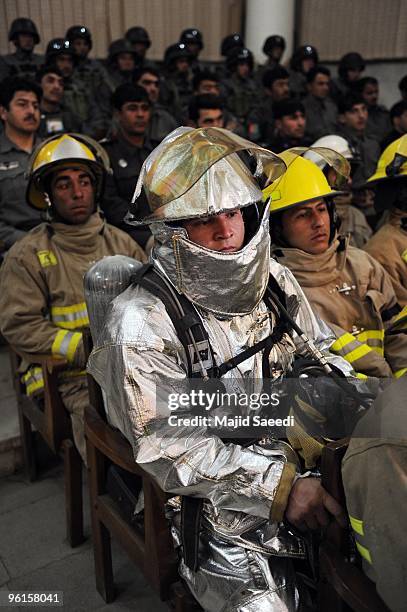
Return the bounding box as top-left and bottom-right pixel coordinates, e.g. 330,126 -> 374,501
0,161 -> 19,171
37,250 -> 57,267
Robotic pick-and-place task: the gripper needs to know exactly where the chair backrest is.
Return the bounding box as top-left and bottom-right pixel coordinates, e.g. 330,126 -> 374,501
9,347 -> 71,453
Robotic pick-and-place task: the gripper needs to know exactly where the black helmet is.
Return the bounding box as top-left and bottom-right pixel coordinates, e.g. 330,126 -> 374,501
290,44 -> 319,71
338,52 -> 365,80
125,27 -> 151,49
226,47 -> 254,72
220,33 -> 244,57
108,38 -> 136,62
46,38 -> 77,64
164,43 -> 192,67
179,28 -> 203,51
66,25 -> 92,50
262,35 -> 286,56
9,18 -> 40,45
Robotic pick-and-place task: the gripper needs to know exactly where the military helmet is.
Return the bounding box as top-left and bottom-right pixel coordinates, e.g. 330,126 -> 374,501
108,38 -> 136,62
164,43 -> 192,67
9,18 -> 40,44
66,25 -> 92,50
26,134 -> 111,210
262,35 -> 286,56
226,47 -> 254,71
125,26 -> 151,49
220,33 -> 244,57
338,52 -> 365,79
46,38 -> 77,64
290,44 -> 319,71
179,28 -> 204,50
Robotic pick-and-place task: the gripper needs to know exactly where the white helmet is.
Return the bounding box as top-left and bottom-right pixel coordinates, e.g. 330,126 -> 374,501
305,135 -> 353,168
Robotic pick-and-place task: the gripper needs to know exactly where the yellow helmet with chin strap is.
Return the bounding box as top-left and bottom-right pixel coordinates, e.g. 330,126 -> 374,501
26,133 -> 111,209
367,134 -> 407,184
263,150 -> 343,214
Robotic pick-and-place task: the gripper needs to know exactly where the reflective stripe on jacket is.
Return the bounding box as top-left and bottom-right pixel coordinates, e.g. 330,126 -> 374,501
271,236 -> 407,378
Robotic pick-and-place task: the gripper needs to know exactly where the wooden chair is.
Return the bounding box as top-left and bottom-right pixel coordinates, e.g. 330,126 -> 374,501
318,439 -> 389,612
9,347 -> 84,547
83,332 -> 199,609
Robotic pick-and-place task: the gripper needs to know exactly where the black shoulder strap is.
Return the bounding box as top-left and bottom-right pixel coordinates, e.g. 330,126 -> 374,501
131,264 -> 215,378
130,266 -> 295,379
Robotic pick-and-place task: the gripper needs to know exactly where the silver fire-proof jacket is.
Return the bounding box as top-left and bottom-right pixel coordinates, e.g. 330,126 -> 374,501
87,256 -> 352,611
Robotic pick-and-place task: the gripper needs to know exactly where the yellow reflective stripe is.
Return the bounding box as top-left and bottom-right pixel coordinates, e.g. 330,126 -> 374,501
343,343 -> 372,363
349,515 -> 364,536
391,306 -> 407,330
51,302 -> 87,316
53,317 -> 89,330
51,329 -> 82,363
356,330 -> 384,342
356,330 -> 384,355
21,366 -> 44,396
402,249 -> 407,263
394,367 -> 407,379
51,302 -> 89,329
331,332 -> 356,351
355,372 -> 368,379
356,541 -> 372,564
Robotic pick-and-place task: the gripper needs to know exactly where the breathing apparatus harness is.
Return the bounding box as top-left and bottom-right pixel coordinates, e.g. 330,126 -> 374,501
130,262 -> 374,571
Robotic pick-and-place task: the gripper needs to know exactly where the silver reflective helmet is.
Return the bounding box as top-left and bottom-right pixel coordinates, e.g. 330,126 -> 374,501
127,127 -> 287,316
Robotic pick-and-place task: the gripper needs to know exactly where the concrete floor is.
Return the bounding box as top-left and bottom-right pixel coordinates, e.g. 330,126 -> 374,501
0,347 -> 168,611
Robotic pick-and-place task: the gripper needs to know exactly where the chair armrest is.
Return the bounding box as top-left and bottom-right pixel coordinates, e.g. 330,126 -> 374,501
320,541 -> 390,612
9,346 -> 68,373
85,404 -> 167,503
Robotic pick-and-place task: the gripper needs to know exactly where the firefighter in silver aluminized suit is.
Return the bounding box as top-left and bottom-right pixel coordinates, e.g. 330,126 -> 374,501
87,127 -> 352,611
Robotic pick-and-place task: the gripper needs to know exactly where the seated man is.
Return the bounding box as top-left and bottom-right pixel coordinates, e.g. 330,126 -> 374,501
309,134 -> 372,248
337,92 -> 380,221
269,98 -> 311,152
381,100 -> 407,151
37,66 -> 82,137
0,18 -> 43,81
342,376 -> 407,612
266,149 -> 407,379
364,135 -> 407,307
303,65 -> 338,141
101,84 -> 159,249
0,134 -> 146,461
0,76 -> 42,250
188,94 -> 225,128
354,76 -> 391,144
135,67 -> 178,142
88,127 -> 359,610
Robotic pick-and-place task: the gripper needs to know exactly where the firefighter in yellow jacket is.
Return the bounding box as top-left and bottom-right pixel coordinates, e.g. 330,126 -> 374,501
264,148 -> 407,379
342,376 -> 407,612
0,133 -> 146,461
364,134 -> 407,308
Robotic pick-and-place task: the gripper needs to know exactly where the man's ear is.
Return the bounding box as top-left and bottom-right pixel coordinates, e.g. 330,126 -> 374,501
275,118 -> 282,131
0,105 -> 7,122
337,113 -> 345,125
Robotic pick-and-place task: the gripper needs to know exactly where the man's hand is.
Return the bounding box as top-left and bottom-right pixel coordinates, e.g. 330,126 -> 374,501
285,477 -> 347,531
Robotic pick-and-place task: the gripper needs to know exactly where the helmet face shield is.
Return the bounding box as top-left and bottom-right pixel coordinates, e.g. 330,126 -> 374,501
127,127 -> 286,225
263,147 -> 349,214
292,147 -> 351,189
